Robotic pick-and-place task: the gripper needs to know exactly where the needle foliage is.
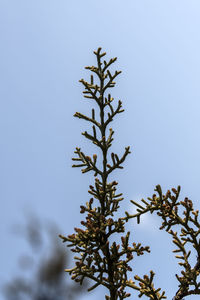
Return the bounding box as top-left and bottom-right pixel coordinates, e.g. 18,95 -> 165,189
60,48 -> 200,300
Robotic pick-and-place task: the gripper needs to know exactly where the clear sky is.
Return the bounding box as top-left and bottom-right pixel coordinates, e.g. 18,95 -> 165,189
1,1 -> 200,299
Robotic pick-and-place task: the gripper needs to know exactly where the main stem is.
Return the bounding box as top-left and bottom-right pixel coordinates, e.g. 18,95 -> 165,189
99,72 -> 117,300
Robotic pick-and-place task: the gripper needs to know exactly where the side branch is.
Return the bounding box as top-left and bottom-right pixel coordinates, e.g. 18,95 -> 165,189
107,147 -> 131,175
127,185 -> 200,299
104,100 -> 124,128
127,271 -> 166,300
72,147 -> 102,176
74,112 -> 101,128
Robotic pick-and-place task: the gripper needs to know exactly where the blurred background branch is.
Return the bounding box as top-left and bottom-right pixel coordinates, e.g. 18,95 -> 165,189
3,215 -> 88,300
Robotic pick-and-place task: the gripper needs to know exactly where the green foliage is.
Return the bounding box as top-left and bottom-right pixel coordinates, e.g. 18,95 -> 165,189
60,48 -> 200,300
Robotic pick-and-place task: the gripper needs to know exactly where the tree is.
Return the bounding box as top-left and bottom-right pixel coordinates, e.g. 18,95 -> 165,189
3,216 -> 87,300
60,48 -> 200,300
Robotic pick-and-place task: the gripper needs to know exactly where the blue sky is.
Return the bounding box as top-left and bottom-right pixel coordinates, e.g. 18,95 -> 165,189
1,1 -> 200,299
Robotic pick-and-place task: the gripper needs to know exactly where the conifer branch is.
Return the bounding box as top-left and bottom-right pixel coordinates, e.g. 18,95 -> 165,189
128,185 -> 200,299
60,48 -> 153,300
59,47 -> 200,300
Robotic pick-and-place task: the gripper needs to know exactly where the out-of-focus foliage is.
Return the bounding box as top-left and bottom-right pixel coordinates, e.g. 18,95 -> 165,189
3,216 -> 87,300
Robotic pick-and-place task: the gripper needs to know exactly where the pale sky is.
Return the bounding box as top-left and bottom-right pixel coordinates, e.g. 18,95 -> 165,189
1,1 -> 200,299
